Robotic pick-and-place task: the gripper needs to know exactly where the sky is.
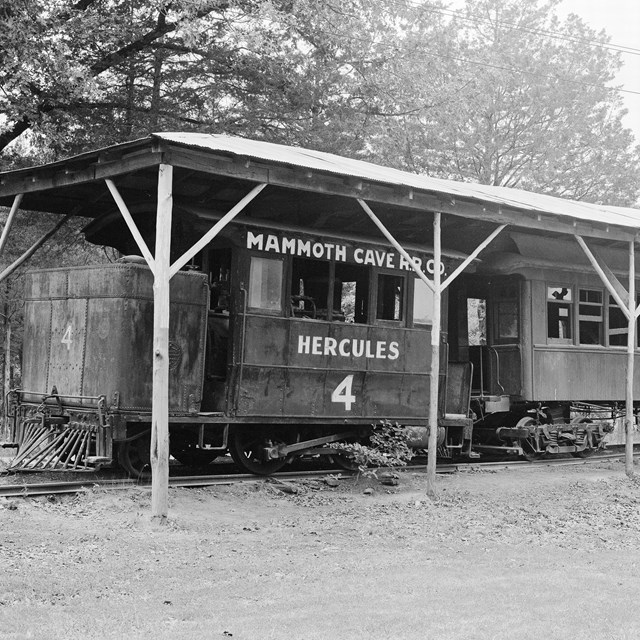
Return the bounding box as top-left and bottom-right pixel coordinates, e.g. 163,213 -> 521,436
557,0 -> 640,139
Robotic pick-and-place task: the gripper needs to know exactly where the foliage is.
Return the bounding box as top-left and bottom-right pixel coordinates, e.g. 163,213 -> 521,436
365,0 -> 640,205
330,420 -> 414,476
1,0 -> 636,206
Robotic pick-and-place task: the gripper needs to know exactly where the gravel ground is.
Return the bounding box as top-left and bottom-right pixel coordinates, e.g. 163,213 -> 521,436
1,457 -> 640,640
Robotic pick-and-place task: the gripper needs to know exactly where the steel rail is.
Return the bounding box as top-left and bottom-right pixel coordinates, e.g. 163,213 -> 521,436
0,450 -> 633,499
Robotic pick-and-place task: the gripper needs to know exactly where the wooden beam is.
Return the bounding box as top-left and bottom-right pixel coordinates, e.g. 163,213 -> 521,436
105,179 -> 156,274
0,151 -> 164,198
0,194 -> 23,257
151,164 -> 173,520
357,199 -> 435,292
169,182 -> 267,278
575,235 -> 631,319
441,224 -> 507,290
0,215 -> 71,285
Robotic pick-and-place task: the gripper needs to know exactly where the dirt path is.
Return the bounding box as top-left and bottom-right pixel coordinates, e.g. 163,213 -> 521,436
2,460 -> 640,640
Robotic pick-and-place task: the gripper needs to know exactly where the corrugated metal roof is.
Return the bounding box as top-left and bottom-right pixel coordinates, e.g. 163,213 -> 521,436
156,132 -> 640,231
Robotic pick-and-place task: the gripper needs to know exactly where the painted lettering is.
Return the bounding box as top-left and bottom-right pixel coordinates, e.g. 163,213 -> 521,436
264,235 -> 279,252
247,231 -> 263,250
298,239 -> 311,257
246,231 -> 445,273
338,338 -> 351,356
281,237 -> 296,254
334,245 -> 347,262
324,337 -> 337,356
297,335 -> 401,360
365,340 -> 375,358
298,335 -> 311,354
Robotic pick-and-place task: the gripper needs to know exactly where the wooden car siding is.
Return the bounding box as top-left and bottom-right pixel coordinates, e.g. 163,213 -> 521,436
233,314 -> 433,419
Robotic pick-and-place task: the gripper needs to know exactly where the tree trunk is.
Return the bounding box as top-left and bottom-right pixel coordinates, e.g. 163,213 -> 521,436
1,282 -> 10,442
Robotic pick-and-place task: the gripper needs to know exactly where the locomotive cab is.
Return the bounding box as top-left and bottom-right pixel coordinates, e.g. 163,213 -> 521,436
7,215 -> 473,475
190,226 -> 472,473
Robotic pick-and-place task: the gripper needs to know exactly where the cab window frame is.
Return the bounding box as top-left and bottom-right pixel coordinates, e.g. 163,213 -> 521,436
374,269 -> 407,327
246,253 -> 286,315
546,284 -> 574,345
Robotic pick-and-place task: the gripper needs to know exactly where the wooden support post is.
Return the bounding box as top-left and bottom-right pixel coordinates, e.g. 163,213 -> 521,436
356,200 -> 504,496
151,164 -> 173,520
626,240 -> 636,477
427,212 -> 441,497
576,234 -> 637,473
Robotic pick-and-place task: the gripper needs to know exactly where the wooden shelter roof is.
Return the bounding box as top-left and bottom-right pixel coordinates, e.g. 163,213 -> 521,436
0,133 -> 639,247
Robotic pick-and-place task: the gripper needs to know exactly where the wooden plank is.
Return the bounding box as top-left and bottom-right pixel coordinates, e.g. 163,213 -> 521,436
0,151 -> 165,199
105,179 -> 156,274
169,182 -> 267,278
93,151 -> 165,179
575,235 -> 631,319
441,224 -> 507,290
0,215 -> 71,285
0,194 -> 23,257
151,163 -> 173,520
357,199 -> 435,292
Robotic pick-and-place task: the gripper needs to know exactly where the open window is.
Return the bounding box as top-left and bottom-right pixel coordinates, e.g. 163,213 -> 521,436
547,286 -> 572,343
290,257 -> 329,319
208,247 -> 232,313
579,289 -> 603,345
334,263 -> 369,323
492,281 -> 519,343
376,273 -> 405,323
248,256 -> 284,313
608,295 -> 628,346
413,278 -> 434,326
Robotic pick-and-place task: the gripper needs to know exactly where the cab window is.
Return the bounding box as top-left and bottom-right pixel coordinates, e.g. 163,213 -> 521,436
335,263 -> 369,323
377,273 -> 405,322
248,256 -> 283,311
413,278 -> 434,325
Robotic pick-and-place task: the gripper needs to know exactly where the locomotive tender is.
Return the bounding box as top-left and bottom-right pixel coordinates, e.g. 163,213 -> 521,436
2,133 -> 638,476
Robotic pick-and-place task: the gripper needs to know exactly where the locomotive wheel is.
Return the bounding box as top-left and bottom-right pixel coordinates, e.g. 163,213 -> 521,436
570,418 -> 596,458
228,425 -> 296,475
118,432 -> 152,479
517,417 -> 544,461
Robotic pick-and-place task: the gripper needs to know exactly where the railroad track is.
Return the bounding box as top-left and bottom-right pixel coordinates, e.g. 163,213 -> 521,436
0,450 -> 633,499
